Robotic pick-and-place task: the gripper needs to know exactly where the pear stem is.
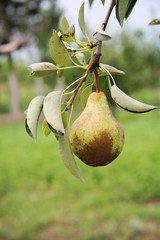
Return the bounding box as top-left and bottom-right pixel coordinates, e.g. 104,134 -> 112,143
94,68 -> 100,93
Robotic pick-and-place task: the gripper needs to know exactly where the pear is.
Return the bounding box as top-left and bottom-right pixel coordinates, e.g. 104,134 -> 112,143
69,91 -> 125,167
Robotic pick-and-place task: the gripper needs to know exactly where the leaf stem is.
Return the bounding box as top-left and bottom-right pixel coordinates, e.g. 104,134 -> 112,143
65,74 -> 87,111
58,65 -> 87,71
99,64 -> 116,85
68,103 -> 74,129
62,74 -> 87,95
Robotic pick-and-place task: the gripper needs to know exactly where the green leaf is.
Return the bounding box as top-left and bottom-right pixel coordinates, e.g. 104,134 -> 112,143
57,69 -> 64,78
78,2 -> 87,38
58,129 -> 84,182
28,62 -> 58,78
42,119 -> 51,136
125,0 -> 137,19
75,52 -> 86,65
93,27 -> 112,41
25,96 -> 44,141
43,91 -> 65,135
89,0 -> 94,6
104,77 -> 117,107
60,25 -> 76,42
25,119 -> 33,139
149,18 -> 160,25
88,72 -> 95,85
111,84 -> 157,113
57,64 -> 64,78
81,84 -> 92,109
61,16 -> 70,32
63,42 -> 77,51
61,103 -> 68,129
116,0 -> 129,26
116,0 -> 137,26
101,0 -> 105,5
99,63 -> 125,76
50,30 -> 73,67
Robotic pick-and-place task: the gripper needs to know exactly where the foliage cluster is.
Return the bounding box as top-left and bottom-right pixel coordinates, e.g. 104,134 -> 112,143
25,1 -> 158,179
0,29 -> 159,114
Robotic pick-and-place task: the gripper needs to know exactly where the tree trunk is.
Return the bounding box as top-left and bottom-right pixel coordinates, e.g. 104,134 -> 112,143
8,71 -> 20,121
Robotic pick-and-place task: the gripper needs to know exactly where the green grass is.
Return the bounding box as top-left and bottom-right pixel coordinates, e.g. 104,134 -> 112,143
0,109 -> 160,240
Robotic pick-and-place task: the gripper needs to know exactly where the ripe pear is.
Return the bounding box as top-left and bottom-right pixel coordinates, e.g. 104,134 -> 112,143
69,91 -> 125,167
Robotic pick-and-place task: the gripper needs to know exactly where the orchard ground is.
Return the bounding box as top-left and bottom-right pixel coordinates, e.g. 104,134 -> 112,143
0,90 -> 160,240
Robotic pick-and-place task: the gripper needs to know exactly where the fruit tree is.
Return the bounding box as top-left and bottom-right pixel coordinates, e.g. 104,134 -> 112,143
25,0 -> 159,181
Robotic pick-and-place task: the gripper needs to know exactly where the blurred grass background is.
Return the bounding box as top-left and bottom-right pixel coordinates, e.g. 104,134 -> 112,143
0,103 -> 160,240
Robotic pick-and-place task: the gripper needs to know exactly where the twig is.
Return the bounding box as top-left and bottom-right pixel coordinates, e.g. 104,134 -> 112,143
0,39 -> 28,54
65,75 -> 87,111
65,58 -> 95,111
102,0 -> 116,31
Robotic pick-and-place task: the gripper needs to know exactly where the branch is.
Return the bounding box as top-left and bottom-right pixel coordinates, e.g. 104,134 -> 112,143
102,0 -> 116,31
0,39 -> 28,54
65,58 -> 97,111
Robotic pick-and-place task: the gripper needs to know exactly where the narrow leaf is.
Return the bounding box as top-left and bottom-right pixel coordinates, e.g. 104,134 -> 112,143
75,52 -> 86,65
93,27 -> 112,41
111,85 -> 157,113
60,25 -> 76,42
61,16 -> 70,32
100,63 -> 125,76
61,103 -> 68,129
28,62 -> 58,78
89,0 -> 94,6
105,77 -> 117,107
149,18 -> 160,25
43,91 -> 65,135
57,69 -> 64,78
101,0 -> 105,5
78,2 -> 87,38
88,72 -> 95,85
81,84 -> 92,109
63,42 -> 77,51
125,0 -> 137,19
25,96 -> 44,141
116,0 -> 130,26
50,30 -> 73,67
42,119 -> 51,136
25,119 -> 33,139
58,129 -> 84,182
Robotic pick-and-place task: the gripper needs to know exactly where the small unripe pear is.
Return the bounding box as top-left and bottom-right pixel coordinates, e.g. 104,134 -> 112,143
70,91 -> 125,167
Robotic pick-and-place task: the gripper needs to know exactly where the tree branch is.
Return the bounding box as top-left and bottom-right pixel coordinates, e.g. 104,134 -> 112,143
102,0 -> 116,31
0,39 -> 28,54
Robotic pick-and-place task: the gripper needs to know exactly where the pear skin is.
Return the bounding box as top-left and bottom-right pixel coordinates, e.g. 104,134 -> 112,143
70,91 -> 125,167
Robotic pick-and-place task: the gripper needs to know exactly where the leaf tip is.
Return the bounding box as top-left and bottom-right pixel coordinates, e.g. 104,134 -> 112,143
80,176 -> 86,183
